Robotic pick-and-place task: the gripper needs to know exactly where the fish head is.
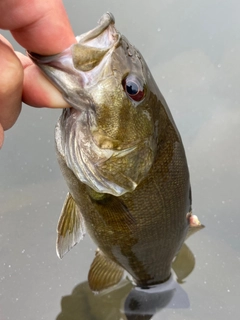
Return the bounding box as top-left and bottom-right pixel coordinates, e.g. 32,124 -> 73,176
28,13 -> 162,196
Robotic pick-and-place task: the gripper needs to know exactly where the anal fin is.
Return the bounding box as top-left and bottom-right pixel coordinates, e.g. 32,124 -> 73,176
56,192 -> 85,259
88,249 -> 124,292
172,243 -> 195,283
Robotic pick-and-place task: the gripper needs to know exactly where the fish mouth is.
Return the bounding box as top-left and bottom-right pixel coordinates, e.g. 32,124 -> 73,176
27,12 -> 121,112
28,12 -> 119,62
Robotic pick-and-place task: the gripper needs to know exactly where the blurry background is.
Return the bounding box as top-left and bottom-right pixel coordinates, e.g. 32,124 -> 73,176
0,0 -> 240,319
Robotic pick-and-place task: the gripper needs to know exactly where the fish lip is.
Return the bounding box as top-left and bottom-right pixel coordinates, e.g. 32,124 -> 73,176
102,12 -> 115,24
76,12 -> 121,50
77,12 -> 115,43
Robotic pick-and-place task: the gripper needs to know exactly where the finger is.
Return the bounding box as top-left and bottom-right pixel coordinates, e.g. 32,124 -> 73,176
0,0 -> 76,54
0,40 -> 23,131
0,0 -> 76,110
0,34 -> 14,50
16,52 -> 70,108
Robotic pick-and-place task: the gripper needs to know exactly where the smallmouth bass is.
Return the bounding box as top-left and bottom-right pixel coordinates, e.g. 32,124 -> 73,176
28,13 -> 203,291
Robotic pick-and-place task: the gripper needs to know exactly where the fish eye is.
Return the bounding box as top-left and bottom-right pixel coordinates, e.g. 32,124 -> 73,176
122,75 -> 145,102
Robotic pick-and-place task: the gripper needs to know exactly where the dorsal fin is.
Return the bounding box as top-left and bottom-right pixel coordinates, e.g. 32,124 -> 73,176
56,193 -> 85,259
88,249 -> 124,292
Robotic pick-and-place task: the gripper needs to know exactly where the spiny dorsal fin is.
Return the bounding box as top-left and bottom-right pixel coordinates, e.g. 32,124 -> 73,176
88,249 -> 124,292
56,192 -> 85,259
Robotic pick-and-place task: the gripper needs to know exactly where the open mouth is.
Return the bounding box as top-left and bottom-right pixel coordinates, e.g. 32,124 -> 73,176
27,12 -> 121,113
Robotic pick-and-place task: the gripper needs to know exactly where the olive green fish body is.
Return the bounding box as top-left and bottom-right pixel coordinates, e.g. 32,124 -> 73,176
55,93 -> 191,288
28,13 -> 202,291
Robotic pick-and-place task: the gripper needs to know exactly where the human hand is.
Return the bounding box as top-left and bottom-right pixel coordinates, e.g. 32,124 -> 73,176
0,0 -> 77,148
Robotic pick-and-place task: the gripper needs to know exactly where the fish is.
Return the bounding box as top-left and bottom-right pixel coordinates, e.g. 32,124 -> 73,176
28,12 -> 204,292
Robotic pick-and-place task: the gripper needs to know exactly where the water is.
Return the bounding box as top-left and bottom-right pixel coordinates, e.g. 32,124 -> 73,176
1,0 -> 240,319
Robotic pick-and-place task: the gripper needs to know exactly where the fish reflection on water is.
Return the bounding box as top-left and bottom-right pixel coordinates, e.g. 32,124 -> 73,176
28,13 -> 203,292
56,243 -> 195,320
56,278 -> 184,320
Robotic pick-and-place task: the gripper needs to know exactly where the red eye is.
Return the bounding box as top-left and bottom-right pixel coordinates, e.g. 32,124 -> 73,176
123,75 -> 145,102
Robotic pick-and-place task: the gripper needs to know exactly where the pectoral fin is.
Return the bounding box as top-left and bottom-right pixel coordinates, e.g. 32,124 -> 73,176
88,249 -> 124,292
57,193 -> 85,259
